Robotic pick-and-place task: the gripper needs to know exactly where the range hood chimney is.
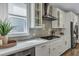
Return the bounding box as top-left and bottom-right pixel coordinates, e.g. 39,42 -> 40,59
43,3 -> 57,21
44,3 -> 48,15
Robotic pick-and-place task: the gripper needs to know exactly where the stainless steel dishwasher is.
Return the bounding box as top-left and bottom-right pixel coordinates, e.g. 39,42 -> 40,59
8,47 -> 35,56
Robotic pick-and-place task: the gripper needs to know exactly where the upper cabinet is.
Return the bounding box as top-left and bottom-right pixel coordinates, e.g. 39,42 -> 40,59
57,8 -> 65,28
31,3 -> 42,28
30,3 -> 65,28
52,8 -> 65,28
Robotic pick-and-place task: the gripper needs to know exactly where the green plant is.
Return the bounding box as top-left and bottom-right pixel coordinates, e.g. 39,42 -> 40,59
0,20 -> 13,36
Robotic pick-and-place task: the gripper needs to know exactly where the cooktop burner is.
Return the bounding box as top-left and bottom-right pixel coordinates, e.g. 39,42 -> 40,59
41,36 -> 60,40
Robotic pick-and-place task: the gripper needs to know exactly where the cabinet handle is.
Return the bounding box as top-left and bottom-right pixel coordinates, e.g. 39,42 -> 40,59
65,41 -> 67,45
49,48 -> 50,55
41,45 -> 46,48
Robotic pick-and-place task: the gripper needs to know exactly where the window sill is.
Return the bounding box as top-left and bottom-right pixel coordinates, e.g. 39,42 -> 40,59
8,33 -> 30,38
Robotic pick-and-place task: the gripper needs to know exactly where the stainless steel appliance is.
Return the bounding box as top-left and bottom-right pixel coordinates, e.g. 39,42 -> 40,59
8,47 -> 35,56
42,3 -> 57,21
70,22 -> 78,48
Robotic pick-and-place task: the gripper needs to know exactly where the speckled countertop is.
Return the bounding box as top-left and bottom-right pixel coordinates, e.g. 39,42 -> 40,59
0,35 -> 64,56
0,38 -> 48,56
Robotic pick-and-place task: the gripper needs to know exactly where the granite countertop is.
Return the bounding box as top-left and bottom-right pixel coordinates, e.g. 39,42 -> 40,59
0,38 -> 48,56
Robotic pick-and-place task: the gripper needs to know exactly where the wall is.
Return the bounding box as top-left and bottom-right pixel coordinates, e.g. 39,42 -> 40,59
0,3 -> 8,20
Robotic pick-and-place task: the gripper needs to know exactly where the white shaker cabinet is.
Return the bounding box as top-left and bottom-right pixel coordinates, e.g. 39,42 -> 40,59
59,10 -> 65,28
35,38 -> 67,56
52,8 -> 65,28
50,38 -> 65,56
57,8 -> 65,28
35,43 -> 49,56
52,6 -> 58,18
30,3 -> 42,28
52,7 -> 58,28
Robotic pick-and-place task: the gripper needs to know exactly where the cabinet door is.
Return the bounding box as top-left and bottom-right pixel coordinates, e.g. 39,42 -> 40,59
31,3 -> 42,28
50,44 -> 60,56
60,10 -> 65,28
52,7 -> 58,18
35,3 -> 42,26
52,7 -> 58,28
57,8 -> 65,28
50,39 -> 65,56
35,43 -> 49,56
52,8 -> 60,28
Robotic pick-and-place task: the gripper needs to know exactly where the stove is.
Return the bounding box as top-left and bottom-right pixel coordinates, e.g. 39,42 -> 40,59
41,36 -> 60,40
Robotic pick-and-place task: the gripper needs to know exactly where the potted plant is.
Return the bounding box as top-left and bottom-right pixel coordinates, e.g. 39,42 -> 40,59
0,20 -> 13,45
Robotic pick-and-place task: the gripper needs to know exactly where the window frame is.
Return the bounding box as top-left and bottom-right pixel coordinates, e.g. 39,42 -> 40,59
8,3 -> 30,37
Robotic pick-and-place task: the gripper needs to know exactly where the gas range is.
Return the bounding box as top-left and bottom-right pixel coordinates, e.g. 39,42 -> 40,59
40,36 -> 60,40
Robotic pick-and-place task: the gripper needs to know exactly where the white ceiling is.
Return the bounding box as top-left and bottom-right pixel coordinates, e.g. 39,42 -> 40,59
52,3 -> 79,14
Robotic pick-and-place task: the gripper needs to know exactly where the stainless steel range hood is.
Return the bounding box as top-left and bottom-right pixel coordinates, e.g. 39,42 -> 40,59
43,3 -> 57,21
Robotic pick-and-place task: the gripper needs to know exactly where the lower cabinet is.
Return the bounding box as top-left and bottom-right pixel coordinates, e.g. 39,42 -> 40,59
8,38 -> 70,56
50,39 -> 65,56
64,39 -> 71,51
35,43 -> 49,56
35,38 -> 70,56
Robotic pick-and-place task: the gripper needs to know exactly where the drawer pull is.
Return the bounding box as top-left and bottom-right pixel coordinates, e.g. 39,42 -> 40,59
65,41 -> 67,45
41,45 -> 46,48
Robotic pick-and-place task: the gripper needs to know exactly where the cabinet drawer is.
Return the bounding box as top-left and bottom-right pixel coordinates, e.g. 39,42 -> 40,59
50,39 -> 63,46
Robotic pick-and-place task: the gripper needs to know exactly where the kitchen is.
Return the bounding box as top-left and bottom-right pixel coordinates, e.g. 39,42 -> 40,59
0,3 -> 78,56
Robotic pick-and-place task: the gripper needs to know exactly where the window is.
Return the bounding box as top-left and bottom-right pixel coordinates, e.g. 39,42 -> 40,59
8,3 -> 29,36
